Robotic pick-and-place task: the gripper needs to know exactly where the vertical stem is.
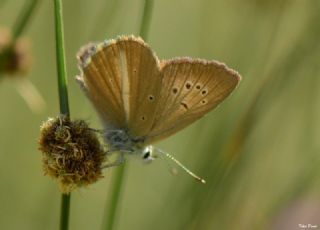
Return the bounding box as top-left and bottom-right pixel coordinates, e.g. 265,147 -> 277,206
102,1 -> 155,230
103,165 -> 126,230
54,0 -> 70,115
60,194 -> 71,230
12,0 -> 40,42
53,0 -> 71,230
139,0 -> 154,40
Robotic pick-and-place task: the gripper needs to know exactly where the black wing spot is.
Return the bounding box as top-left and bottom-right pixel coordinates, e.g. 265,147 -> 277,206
201,100 -> 207,105
196,84 -> 201,90
172,88 -> 178,94
141,116 -> 146,121
181,102 -> 189,110
185,82 -> 192,89
148,95 -> 154,101
201,89 -> 207,95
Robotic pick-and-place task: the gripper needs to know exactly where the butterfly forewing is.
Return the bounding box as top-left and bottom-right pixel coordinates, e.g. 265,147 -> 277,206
145,59 -> 241,144
116,37 -> 162,138
77,43 -> 125,129
77,36 -> 162,136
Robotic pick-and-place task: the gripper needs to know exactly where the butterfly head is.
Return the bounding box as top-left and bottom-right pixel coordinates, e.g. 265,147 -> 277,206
141,145 -> 157,163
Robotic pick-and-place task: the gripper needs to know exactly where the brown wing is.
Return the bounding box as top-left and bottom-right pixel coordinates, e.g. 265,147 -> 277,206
77,36 -> 162,137
144,58 -> 241,145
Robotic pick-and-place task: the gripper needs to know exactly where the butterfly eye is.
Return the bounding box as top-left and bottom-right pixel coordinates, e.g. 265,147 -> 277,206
172,88 -> 178,94
142,147 -> 155,162
185,82 -> 192,90
142,151 -> 150,159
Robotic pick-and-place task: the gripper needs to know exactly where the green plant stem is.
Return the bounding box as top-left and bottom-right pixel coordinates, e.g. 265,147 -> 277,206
60,194 -> 71,230
102,1 -> 155,230
12,0 -> 40,42
139,0 -> 154,40
54,0 -> 70,115
53,0 -> 71,230
103,165 -> 126,230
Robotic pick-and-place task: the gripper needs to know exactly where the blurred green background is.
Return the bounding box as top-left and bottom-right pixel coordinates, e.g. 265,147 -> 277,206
1,0 -> 320,229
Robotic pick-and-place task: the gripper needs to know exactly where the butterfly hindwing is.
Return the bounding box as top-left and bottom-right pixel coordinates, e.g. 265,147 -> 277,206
145,58 -> 241,144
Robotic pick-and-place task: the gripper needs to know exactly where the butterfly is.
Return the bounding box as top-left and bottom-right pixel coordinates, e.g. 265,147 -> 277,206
76,35 -> 241,183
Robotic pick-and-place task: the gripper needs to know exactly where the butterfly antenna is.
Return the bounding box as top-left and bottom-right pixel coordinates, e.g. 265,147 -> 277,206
156,151 -> 178,176
154,147 -> 206,184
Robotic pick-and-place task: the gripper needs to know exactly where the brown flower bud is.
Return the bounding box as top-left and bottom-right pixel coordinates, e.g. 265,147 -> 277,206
38,115 -> 105,193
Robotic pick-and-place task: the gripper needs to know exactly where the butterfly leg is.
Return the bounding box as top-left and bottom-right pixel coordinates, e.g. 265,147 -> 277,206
102,151 -> 125,169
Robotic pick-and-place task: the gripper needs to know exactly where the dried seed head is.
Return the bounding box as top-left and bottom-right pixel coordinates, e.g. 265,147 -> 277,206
38,115 -> 105,193
0,28 -> 32,76
0,28 -> 11,49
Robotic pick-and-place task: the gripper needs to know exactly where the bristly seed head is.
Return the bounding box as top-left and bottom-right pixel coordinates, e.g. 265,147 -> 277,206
0,28 -> 32,76
38,115 -> 105,193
